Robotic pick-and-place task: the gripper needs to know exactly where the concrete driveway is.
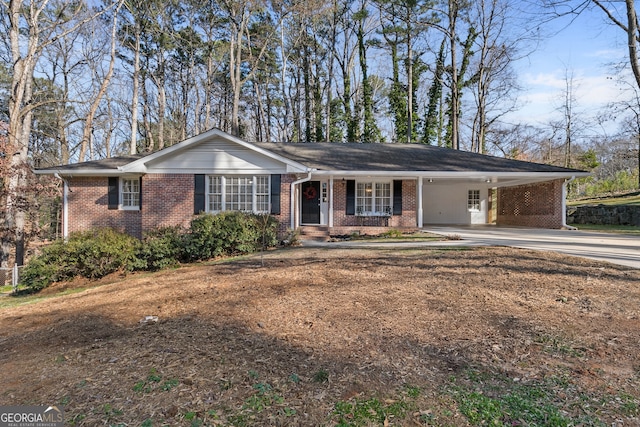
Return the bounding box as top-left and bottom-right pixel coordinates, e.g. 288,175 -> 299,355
423,226 -> 640,269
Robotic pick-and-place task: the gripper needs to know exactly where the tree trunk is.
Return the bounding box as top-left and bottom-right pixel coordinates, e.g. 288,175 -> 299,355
325,0 -> 338,142
449,0 -> 459,150
303,42 -> 313,142
406,8 -> 413,143
158,83 -> 166,149
141,69 -> 154,151
204,55 -> 213,130
78,1 -> 123,162
2,0 -> 38,268
624,0 -> 640,90
228,6 -> 248,137
313,54 -> 324,142
130,28 -> 141,154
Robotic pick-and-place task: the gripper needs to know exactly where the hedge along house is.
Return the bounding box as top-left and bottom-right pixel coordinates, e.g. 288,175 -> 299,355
36,128 -> 589,240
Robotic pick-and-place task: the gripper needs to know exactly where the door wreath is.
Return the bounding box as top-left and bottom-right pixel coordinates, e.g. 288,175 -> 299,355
303,186 -> 317,200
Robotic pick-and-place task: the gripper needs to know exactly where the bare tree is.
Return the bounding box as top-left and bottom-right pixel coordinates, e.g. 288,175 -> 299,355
120,0 -> 146,154
1,0 -> 113,267
78,0 -> 125,161
468,0 -> 523,153
219,0 -> 285,137
542,1 -> 640,94
547,66 -> 589,168
607,74 -> 640,187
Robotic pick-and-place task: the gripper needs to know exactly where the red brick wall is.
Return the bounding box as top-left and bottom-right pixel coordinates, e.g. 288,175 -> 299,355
141,174 -> 194,231
66,174 -> 418,239
67,177 -> 142,238
67,175 -> 195,239
330,179 -> 417,235
277,175 -> 295,236
497,179 -> 564,228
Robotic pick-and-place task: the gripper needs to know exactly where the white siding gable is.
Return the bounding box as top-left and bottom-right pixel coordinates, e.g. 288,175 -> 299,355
145,136 -> 289,174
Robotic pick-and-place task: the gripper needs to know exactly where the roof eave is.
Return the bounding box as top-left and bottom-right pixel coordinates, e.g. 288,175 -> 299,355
309,170 -> 590,178
34,169 -> 134,176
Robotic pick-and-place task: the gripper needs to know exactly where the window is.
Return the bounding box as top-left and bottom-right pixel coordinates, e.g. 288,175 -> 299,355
468,189 -> 480,211
207,175 -> 270,213
225,176 -> 252,211
255,176 -> 270,212
208,176 -> 223,212
356,181 -> 391,215
121,178 -> 140,209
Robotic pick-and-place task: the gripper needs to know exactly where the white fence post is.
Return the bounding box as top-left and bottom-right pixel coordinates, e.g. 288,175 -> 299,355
12,263 -> 18,291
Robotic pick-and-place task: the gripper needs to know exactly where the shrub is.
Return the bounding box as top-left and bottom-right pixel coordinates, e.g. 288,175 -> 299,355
183,212 -> 278,262
135,227 -> 184,271
72,229 -> 140,278
21,229 -> 139,291
182,213 -> 224,261
20,241 -> 73,291
21,213 -> 279,292
573,169 -> 640,198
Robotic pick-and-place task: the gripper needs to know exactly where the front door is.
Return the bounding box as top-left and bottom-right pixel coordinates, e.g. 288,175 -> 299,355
301,181 -> 321,224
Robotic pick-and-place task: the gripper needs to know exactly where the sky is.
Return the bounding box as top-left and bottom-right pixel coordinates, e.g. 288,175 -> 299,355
505,5 -> 631,136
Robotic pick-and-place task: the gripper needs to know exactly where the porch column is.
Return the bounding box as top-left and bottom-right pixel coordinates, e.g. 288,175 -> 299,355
329,176 -> 334,228
62,178 -> 69,239
562,177 -> 576,229
417,177 -> 423,228
290,170 -> 314,230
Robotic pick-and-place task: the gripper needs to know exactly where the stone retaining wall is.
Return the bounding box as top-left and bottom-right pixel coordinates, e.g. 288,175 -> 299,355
567,205 -> 640,226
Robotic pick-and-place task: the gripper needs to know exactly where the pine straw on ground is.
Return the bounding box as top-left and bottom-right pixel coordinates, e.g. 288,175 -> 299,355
0,246 -> 639,426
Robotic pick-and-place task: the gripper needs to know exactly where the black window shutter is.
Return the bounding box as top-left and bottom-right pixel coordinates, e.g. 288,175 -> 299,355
393,180 -> 403,215
346,180 -> 356,215
194,174 -> 206,214
138,176 -> 143,210
270,174 -> 281,214
108,177 -> 119,210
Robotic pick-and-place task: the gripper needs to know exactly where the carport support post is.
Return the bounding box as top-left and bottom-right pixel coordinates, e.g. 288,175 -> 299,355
562,177 -> 576,229
418,177 -> 423,228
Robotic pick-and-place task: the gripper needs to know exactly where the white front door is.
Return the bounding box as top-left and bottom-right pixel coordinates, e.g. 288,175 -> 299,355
468,189 -> 487,224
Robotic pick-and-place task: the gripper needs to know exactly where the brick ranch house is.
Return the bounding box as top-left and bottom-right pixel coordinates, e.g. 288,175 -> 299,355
36,128 -> 589,240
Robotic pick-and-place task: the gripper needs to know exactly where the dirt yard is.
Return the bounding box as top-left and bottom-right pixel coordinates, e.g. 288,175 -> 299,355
1,246 -> 639,426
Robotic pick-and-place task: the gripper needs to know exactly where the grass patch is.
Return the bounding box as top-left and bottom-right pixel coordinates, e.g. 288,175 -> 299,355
570,223 -> 640,235
313,368 -> 329,383
333,396 -> 413,426
133,369 -> 178,395
0,286 -> 89,310
535,334 -> 586,358
447,369 -> 612,426
569,191 -> 640,206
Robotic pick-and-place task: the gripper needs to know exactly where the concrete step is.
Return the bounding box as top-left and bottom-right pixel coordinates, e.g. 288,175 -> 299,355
298,226 -> 330,241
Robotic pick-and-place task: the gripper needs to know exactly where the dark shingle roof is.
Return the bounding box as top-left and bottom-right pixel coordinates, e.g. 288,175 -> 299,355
37,154 -> 145,172
37,140 -> 585,175
251,142 -> 584,173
